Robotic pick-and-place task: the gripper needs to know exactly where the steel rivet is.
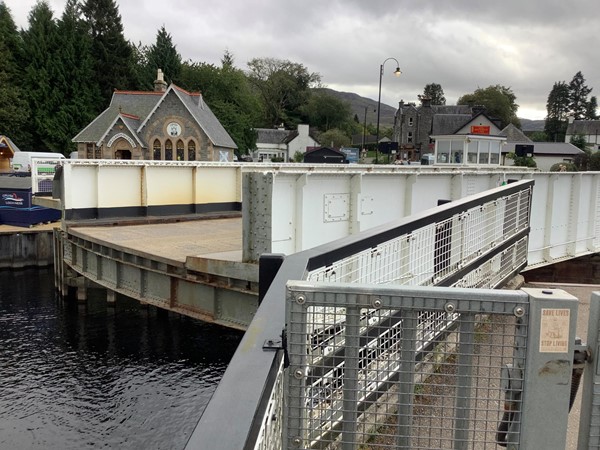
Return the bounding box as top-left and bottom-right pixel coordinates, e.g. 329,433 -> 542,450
372,297 -> 382,308
293,437 -> 302,446
445,302 -> 456,313
294,369 -> 304,379
296,294 -> 306,305
514,306 -> 525,317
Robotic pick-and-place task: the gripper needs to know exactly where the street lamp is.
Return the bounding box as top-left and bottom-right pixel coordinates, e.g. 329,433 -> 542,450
375,58 -> 401,164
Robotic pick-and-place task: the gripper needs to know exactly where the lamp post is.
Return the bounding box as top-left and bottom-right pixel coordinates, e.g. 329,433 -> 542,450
375,58 -> 401,164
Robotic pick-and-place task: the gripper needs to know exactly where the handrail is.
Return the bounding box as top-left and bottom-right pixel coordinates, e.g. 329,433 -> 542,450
185,179 -> 534,449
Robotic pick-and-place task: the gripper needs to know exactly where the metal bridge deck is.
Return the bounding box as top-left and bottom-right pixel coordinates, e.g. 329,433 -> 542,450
68,217 -> 243,266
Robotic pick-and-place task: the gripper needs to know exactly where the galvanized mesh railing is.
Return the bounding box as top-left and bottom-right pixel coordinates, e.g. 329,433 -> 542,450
306,187 -> 531,286
285,284 -> 529,449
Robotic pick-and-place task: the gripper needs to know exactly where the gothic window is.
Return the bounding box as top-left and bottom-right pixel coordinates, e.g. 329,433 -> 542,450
188,140 -> 196,161
177,139 -> 184,161
165,139 -> 173,160
408,132 -> 413,143
408,117 -> 414,127
153,139 -> 161,160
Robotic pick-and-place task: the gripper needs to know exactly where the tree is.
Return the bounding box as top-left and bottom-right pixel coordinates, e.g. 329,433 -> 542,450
81,0 -> 136,108
570,133 -> 590,152
316,128 -> 351,148
20,0 -> 59,150
303,89 -> 354,133
422,83 -> 446,105
568,71 -> 592,120
585,95 -> 598,120
246,57 -> 321,128
0,2 -> 30,144
179,56 -> 262,154
544,81 -> 570,142
146,25 -> 181,85
529,131 -> 548,142
457,85 -> 520,129
45,0 -> 101,154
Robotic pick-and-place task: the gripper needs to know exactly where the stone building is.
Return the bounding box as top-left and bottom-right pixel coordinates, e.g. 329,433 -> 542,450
393,97 -> 488,161
72,70 -> 237,161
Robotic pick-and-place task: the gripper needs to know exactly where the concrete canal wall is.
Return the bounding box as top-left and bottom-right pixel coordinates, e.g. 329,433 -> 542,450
0,224 -> 57,269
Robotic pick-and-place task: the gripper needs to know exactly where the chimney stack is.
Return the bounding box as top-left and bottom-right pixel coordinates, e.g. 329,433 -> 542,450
154,69 -> 167,92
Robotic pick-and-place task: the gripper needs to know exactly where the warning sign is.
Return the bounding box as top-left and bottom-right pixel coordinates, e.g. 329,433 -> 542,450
539,308 -> 570,353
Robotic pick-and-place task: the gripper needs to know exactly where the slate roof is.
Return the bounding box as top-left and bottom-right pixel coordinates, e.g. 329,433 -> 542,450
566,119 -> 600,135
73,85 -> 237,149
255,128 -> 291,145
503,142 -> 583,155
432,114 -> 472,135
500,124 -> 532,143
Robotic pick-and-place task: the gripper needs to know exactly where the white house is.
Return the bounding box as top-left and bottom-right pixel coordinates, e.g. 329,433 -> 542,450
253,124 -> 320,162
502,142 -> 583,171
565,118 -> 600,152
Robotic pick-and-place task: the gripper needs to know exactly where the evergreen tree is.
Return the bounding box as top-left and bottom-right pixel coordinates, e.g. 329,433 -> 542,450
0,1 -> 23,78
146,25 -> 181,85
0,2 -> 30,144
568,71 -> 592,120
221,49 -> 234,69
544,81 -> 570,142
422,83 -> 446,105
46,0 -> 101,154
585,95 -> 598,120
20,0 -> 59,150
0,42 -> 30,143
81,0 -> 136,107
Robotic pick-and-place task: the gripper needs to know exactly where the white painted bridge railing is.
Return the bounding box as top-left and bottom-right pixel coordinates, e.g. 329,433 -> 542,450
44,160 -> 600,270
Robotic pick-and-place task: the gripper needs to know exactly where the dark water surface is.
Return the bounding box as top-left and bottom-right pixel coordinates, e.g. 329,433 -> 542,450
0,268 -> 243,450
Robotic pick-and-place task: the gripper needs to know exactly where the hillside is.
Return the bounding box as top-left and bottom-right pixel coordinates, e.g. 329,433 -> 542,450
320,87 -> 545,132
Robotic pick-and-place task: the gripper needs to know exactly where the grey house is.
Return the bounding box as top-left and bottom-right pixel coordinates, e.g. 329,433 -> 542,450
72,70 -> 237,162
394,97 -> 493,161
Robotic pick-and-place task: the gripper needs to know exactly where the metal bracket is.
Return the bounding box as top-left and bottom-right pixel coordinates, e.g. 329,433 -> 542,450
263,338 -> 283,350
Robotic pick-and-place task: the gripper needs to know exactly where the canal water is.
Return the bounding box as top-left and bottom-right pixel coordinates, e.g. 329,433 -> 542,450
0,268 -> 243,450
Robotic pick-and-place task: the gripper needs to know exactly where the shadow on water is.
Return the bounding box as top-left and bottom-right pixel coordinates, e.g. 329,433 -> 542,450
0,268 -> 243,450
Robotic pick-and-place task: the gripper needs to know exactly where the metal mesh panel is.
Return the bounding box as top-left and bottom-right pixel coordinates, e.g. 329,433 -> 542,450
306,188 -> 531,287
253,358 -> 285,450
286,287 -> 529,449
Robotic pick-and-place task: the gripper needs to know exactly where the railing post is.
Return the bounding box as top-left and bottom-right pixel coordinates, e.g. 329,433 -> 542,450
516,288 -> 578,449
577,291 -> 600,448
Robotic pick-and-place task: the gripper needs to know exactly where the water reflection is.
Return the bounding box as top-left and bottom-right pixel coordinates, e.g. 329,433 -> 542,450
0,268 -> 243,449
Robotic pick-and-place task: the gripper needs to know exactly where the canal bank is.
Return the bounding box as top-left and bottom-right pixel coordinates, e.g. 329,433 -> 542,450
0,222 -> 59,269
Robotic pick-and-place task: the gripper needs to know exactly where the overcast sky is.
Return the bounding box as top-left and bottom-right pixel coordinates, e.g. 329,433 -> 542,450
7,0 -> 600,120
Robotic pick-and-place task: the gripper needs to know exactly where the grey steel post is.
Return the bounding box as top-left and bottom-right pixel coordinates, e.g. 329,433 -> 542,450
516,288 -> 579,449
577,291 -> 600,449
341,299 -> 361,449
454,316 -> 475,448
396,310 -> 417,449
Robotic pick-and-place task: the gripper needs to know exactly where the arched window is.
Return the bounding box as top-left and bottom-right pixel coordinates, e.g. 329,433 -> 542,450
177,139 -> 184,161
165,139 -> 173,160
188,140 -> 196,161
153,139 -> 161,160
